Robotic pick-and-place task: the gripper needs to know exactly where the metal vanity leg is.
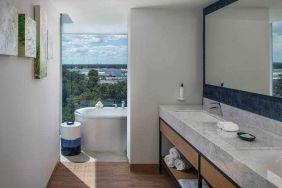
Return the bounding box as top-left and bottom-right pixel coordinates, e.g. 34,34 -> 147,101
159,129 -> 162,174
198,155 -> 202,188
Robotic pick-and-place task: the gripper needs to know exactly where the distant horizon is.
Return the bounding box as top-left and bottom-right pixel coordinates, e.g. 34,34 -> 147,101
62,63 -> 127,65
63,62 -> 282,65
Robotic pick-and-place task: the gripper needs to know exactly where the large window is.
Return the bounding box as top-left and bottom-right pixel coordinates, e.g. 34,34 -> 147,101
62,34 -> 128,122
273,22 -> 282,97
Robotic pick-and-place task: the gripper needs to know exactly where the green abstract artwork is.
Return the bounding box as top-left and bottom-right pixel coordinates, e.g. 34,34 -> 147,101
18,14 -> 36,58
0,0 -> 18,56
34,5 -> 47,79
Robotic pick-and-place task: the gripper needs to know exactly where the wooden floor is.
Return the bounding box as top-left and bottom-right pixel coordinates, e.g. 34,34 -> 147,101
48,162 -> 176,188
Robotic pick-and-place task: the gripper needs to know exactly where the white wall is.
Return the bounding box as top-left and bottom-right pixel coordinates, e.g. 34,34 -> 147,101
205,7 -> 271,95
128,8 -> 203,164
0,0 -> 60,187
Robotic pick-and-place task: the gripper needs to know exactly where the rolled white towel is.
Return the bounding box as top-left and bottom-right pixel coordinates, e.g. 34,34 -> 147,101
174,158 -> 192,171
169,147 -> 181,159
164,154 -> 175,168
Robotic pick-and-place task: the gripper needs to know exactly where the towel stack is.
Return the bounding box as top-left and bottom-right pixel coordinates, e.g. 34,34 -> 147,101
164,147 -> 192,171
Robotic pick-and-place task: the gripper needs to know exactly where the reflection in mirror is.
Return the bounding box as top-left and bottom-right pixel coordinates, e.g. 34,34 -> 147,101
273,19 -> 282,96
205,0 -> 282,97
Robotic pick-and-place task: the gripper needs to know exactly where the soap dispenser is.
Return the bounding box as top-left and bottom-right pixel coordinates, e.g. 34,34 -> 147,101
178,83 -> 185,101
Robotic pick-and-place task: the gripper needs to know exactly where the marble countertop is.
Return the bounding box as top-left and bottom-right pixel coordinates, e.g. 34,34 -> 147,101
159,105 -> 282,188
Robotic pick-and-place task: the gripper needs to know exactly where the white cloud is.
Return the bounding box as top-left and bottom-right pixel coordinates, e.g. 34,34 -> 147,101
273,32 -> 282,62
62,34 -> 128,64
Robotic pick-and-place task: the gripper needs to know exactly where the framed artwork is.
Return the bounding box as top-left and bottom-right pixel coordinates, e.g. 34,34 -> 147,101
18,14 -> 36,58
34,5 -> 48,79
0,0 -> 18,56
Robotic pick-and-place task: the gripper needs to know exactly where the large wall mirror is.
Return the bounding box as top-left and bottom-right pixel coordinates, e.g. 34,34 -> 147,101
205,0 -> 282,97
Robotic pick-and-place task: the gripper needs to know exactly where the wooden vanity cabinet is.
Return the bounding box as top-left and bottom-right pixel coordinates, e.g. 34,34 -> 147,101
201,157 -> 236,188
160,119 -> 238,188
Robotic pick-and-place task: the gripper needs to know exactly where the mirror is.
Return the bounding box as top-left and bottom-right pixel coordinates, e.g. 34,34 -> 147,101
205,0 -> 282,97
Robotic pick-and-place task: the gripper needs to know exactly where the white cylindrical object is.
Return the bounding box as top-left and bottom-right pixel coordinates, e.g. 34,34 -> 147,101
61,122 -> 81,140
169,147 -> 180,159
180,84 -> 184,99
164,154 -> 175,168
175,158 -> 192,171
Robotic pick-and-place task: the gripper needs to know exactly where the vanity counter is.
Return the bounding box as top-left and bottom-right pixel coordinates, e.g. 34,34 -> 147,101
160,105 -> 282,188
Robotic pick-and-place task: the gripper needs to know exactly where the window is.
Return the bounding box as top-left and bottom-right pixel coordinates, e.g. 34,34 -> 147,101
62,34 -> 128,121
272,22 -> 282,97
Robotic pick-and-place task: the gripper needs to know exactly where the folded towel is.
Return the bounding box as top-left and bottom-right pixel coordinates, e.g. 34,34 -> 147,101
174,158 -> 192,171
178,179 -> 210,188
217,121 -> 239,132
164,154 -> 175,168
169,147 -> 181,159
178,179 -> 197,188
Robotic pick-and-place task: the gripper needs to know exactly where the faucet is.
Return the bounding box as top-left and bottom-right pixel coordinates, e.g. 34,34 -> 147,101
95,101 -> 104,109
209,102 -> 223,117
113,103 -> 118,108
121,101 -> 125,108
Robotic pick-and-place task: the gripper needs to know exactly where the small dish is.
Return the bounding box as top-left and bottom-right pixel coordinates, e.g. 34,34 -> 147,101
237,132 -> 256,141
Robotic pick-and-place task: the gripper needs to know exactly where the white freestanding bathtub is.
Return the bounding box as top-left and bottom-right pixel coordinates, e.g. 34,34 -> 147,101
75,107 -> 127,152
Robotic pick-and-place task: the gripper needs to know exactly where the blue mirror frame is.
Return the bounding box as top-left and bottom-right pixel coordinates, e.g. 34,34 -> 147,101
203,0 -> 282,122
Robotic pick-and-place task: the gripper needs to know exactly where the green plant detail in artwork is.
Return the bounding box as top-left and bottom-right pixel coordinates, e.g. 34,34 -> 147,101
34,6 -> 48,79
34,44 -> 41,79
18,14 -> 25,56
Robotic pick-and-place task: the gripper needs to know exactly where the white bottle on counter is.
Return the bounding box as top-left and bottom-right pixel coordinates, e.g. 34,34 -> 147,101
179,83 -> 184,100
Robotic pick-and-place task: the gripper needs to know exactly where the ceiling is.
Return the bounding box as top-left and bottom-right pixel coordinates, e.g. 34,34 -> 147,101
51,0 -> 282,28
50,0 -> 216,25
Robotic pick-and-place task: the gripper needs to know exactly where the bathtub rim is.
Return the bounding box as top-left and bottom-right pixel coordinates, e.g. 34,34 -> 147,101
75,107 -> 127,119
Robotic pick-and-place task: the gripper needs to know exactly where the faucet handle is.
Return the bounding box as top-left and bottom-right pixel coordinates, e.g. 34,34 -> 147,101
209,101 -> 223,117
121,101 -> 125,108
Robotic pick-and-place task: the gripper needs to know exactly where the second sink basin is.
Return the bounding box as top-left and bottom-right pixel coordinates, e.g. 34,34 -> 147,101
175,111 -> 218,124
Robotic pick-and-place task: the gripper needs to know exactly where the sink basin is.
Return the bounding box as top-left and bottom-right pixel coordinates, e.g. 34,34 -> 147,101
175,111 -> 218,124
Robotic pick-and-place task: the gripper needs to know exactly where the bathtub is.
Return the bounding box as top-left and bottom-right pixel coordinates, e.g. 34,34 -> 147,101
75,107 -> 127,152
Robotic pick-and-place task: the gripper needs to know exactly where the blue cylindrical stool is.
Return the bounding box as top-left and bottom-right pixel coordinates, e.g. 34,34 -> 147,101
60,122 -> 81,156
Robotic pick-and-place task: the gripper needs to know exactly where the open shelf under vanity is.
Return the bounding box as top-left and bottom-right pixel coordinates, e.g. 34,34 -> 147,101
161,158 -> 198,180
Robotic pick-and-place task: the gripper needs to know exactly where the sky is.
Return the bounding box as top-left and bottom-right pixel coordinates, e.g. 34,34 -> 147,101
273,22 -> 282,63
62,34 -> 128,65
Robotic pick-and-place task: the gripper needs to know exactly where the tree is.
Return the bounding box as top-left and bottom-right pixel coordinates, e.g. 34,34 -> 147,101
273,74 -> 282,97
87,69 -> 99,91
62,66 -> 127,122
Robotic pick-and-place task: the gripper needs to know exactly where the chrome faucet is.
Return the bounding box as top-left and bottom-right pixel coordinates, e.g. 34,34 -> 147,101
113,103 -> 118,108
209,102 -> 223,117
121,101 -> 125,108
